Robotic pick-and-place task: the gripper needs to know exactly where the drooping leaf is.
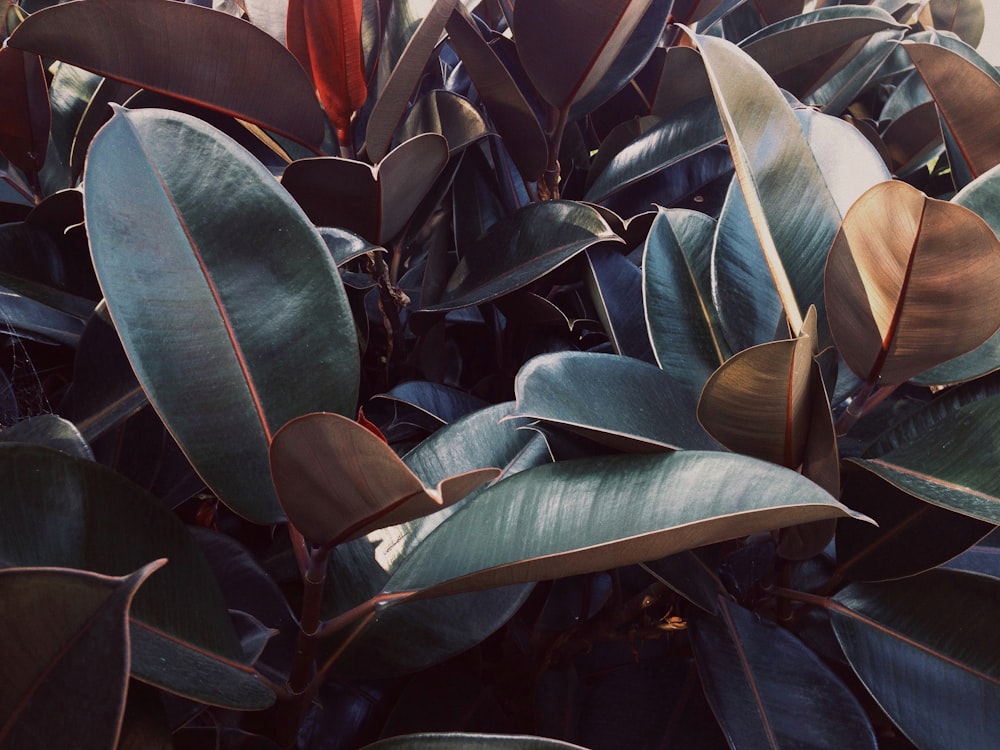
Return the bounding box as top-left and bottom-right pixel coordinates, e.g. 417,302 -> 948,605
286,0 -> 367,142
84,107 -> 359,524
906,41 -> 1000,180
8,0 -> 327,150
365,0 -> 459,161
830,568 -> 1000,750
270,411 -> 499,546
418,200 -> 621,312
362,735 -> 588,750
834,466 -> 994,582
282,133 -> 449,244
0,47 -> 50,173
512,351 -> 719,452
512,0 -> 655,112
692,596 -> 877,749
0,445 -> 273,708
444,5 -> 547,180
739,6 -> 905,104
824,180 -> 1000,386
642,207 -> 727,398
0,563 -> 162,750
846,394 -> 1000,524
382,451 -> 870,598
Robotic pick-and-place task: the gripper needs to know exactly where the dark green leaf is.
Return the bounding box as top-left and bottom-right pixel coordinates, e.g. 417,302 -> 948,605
362,735 -> 588,749
583,246 -> 655,362
84,107 -> 359,524
0,444 -> 274,708
399,90 -> 490,154
383,451 -> 870,597
0,563 -> 161,750
830,569 -> 1000,750
692,597 -> 877,749
513,351 -> 718,452
0,47 -> 50,173
0,413 -> 92,459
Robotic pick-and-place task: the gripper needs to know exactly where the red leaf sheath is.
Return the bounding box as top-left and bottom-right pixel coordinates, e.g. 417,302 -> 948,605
286,0 -> 368,145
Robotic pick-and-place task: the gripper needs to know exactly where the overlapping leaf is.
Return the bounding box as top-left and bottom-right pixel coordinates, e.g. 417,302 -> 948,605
0,563 -> 162,750
8,0 -> 327,150
0,47 -> 50,173
382,451 -> 870,598
84,107 -> 359,524
830,569 -> 1000,750
824,180 -> 1000,386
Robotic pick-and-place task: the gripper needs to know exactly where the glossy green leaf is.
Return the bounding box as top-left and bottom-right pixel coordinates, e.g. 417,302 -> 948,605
512,0 -> 654,111
0,47 -> 50,173
282,133 -> 449,244
270,411 -> 499,546
362,735 -> 588,750
513,351 -> 718,452
830,569 -> 1000,750
916,163 -> 1000,384
8,0 -> 326,151
835,466 -> 994,582
365,0 -> 458,161
444,5 -> 547,180
84,107 -> 359,524
0,445 -> 273,708
692,597 -> 877,749
846,394 -> 1000,524
324,404 -> 539,679
824,180 -> 1000,386
0,563 -> 161,750
383,451 -> 870,597
906,41 -> 1000,179
922,0 -> 985,48
740,6 -> 904,103
419,200 -> 621,312
643,208 -> 727,397
583,246 -> 655,362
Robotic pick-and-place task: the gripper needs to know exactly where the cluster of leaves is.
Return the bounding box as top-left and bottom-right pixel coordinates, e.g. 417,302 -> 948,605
1,0 -> 999,748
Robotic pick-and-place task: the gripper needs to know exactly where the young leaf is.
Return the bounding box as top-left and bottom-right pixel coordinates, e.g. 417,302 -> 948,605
8,0 -> 327,150
692,597 -> 877,749
830,569 -> 1000,750
270,412 -> 499,547
824,180 -> 1000,386
0,563 -> 163,750
84,107 -> 359,524
286,0 -> 367,143
382,451 -> 871,598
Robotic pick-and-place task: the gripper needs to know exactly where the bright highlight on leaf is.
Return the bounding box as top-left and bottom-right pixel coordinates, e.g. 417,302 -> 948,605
824,180 -> 1000,385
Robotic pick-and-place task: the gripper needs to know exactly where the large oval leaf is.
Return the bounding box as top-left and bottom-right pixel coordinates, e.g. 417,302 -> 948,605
0,444 -> 273,708
512,351 -> 719,452
382,451 -> 870,597
84,107 -> 359,524
830,568 -> 1000,750
8,0 -> 327,150
0,563 -> 161,750
512,0 -> 654,112
824,180 -> 1000,386
692,596 -> 877,749
418,201 -> 621,312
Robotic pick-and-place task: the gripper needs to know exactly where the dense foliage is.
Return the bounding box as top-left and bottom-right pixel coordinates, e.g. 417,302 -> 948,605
1,0 -> 999,748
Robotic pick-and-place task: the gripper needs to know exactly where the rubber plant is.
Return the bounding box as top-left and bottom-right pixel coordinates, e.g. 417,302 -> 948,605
1,0 -> 999,748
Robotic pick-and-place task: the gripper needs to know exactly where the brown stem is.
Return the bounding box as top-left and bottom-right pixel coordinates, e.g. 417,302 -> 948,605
288,546 -> 330,694
539,104 -> 567,201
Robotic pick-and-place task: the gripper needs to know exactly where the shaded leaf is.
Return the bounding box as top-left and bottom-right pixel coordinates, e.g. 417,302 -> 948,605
824,180 -> 1000,385
399,90 -> 490,154
583,246 -> 655,362
0,47 -> 50,173
513,351 -> 719,452
282,133 -> 449,244
419,200 -> 620,312
0,445 -> 274,708
84,107 -> 359,524
363,735 -> 588,749
8,0 -> 326,150
270,412 -> 499,546
0,413 -> 92,460
692,596 -> 877,749
643,207 -> 727,397
512,0 -> 655,112
0,563 -> 162,750
830,568 -> 1000,750
383,451 -> 870,598
906,41 -> 1000,179
365,0 -> 459,161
